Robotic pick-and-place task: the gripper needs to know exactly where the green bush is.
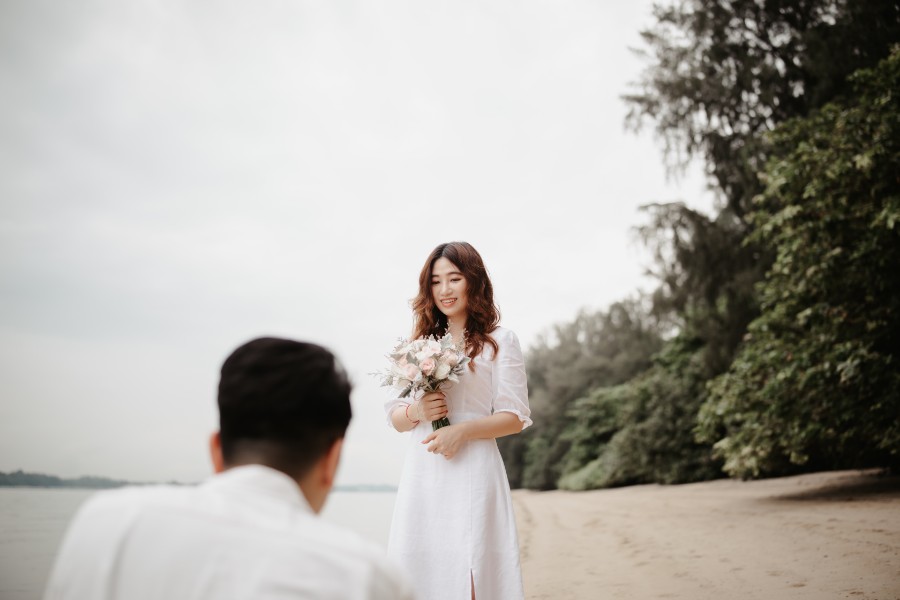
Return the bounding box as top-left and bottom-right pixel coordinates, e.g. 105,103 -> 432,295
698,50 -> 900,477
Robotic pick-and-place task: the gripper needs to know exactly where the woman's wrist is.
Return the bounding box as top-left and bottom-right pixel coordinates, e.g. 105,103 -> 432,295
404,402 -> 420,425
457,420 -> 473,441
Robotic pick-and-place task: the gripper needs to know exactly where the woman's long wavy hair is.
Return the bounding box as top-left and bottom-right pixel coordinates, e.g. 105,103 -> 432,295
411,241 -> 500,368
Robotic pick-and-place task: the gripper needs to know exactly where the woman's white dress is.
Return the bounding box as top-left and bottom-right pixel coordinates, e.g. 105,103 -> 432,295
384,326 -> 532,600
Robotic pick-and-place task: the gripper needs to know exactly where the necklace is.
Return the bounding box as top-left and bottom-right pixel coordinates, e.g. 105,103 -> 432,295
456,329 -> 468,352
446,322 -> 467,351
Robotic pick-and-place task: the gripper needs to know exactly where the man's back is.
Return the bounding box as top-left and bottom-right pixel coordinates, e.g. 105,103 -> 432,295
44,465 -> 412,600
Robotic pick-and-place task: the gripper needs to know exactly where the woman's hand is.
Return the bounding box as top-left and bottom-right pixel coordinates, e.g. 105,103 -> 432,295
389,392 -> 449,433
417,391 -> 448,423
422,423 -> 470,460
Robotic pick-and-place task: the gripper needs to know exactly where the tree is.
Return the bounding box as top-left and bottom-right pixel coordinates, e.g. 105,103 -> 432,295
499,300 -> 663,489
625,0 -> 900,218
559,334 -> 722,489
625,0 -> 900,381
505,1 -> 900,489
697,49 -> 900,477
638,202 -> 766,375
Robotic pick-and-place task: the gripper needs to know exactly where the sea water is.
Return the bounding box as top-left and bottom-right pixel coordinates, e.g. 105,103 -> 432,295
0,487 -> 396,600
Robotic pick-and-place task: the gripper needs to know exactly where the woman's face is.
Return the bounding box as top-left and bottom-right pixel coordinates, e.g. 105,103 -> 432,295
431,257 -> 468,323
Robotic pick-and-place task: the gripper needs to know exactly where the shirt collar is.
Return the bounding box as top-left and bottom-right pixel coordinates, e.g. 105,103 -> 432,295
203,464 -> 312,513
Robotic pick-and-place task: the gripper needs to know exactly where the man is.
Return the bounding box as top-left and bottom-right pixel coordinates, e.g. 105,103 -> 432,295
44,337 -> 414,600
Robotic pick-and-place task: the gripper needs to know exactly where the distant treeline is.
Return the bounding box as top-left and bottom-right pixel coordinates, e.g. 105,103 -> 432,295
500,0 -> 900,490
0,470 -> 140,489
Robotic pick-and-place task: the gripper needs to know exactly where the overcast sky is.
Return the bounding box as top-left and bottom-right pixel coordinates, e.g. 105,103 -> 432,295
0,0 -> 713,486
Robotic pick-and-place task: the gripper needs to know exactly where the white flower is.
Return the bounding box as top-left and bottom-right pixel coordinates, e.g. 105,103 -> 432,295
435,362 -> 451,379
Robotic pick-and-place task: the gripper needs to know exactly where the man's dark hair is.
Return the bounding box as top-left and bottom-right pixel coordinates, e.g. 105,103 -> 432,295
217,337 -> 352,478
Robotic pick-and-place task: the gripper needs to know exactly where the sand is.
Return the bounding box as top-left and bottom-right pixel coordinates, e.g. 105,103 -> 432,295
512,469 -> 900,600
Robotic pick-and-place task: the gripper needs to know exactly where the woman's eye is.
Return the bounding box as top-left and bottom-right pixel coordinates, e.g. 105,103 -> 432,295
431,281 -> 439,286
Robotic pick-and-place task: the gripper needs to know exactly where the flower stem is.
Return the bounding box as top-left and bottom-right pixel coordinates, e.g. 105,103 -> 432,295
432,417 -> 450,431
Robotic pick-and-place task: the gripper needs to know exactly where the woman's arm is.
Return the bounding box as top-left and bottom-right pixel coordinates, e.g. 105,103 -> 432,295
389,403 -> 419,432
421,412 -> 523,459
389,392 -> 449,432
457,411 -> 524,439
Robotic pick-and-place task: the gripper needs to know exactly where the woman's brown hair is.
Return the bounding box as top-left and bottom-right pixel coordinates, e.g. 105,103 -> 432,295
411,241 -> 500,367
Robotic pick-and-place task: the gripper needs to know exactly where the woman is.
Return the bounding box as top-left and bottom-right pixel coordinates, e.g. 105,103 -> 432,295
384,241 -> 531,600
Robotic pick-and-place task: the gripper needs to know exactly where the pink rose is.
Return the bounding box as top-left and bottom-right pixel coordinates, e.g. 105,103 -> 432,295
416,340 -> 442,361
420,357 -> 436,376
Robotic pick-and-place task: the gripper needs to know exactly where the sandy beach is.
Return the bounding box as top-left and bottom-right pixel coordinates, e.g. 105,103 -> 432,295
513,469 -> 899,600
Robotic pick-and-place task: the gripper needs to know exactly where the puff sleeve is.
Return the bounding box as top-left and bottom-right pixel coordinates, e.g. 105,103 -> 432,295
490,328 -> 533,429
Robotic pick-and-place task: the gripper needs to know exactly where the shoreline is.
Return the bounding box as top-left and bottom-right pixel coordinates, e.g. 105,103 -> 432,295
513,469 -> 900,600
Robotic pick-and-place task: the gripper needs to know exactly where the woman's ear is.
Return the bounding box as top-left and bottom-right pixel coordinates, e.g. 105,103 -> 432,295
209,431 -> 226,474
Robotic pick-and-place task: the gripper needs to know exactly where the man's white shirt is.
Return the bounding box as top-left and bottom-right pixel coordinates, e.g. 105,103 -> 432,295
44,465 -> 414,600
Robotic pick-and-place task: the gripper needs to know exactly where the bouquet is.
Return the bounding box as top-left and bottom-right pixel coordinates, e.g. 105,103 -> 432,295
373,332 -> 469,431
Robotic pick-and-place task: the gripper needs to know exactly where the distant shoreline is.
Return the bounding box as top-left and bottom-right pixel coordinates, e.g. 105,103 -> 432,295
0,470 -> 396,492
0,470 -> 181,489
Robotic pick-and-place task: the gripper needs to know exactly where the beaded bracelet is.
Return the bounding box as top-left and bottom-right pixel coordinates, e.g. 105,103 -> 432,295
405,403 -> 420,425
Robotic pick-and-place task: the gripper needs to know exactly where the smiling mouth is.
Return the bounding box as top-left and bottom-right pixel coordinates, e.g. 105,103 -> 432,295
440,299 -> 457,306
